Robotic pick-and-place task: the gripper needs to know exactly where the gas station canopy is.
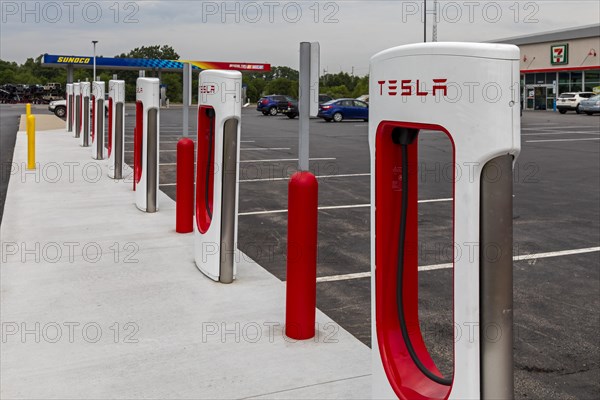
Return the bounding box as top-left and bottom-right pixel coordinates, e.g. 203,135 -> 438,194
42,54 -> 271,73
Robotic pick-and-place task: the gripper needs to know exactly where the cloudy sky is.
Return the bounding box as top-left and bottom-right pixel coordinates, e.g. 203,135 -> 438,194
1,1 -> 598,74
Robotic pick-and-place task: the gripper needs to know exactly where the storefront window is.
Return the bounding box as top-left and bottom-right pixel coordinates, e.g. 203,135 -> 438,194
558,84 -> 570,94
571,71 -> 582,92
584,70 -> 600,92
535,73 -> 546,84
558,72 -> 570,84
525,74 -> 534,84
546,72 -> 557,85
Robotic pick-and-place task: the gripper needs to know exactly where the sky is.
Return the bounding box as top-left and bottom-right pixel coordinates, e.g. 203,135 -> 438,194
1,0 -> 599,75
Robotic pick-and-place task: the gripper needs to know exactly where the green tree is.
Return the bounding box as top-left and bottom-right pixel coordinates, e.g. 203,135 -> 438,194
321,84 -> 351,99
352,75 -> 369,97
116,45 -> 179,60
264,78 -> 298,97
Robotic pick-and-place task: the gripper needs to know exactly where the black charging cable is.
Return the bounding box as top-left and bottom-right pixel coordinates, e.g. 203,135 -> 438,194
205,108 -> 215,219
392,127 -> 453,387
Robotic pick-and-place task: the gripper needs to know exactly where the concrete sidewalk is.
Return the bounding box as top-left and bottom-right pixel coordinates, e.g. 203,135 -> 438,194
0,125 -> 371,399
18,113 -> 66,131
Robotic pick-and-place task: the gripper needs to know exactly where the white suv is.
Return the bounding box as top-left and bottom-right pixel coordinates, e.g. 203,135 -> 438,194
556,92 -> 595,114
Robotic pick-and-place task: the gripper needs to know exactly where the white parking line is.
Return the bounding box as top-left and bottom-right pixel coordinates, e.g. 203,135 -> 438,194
522,125 -> 600,131
239,173 -> 369,183
238,198 -> 452,216
526,138 -> 600,143
241,157 -> 336,163
241,147 -> 291,151
522,132 -> 600,136
315,246 -> 600,283
125,150 -> 177,152
125,141 -> 182,144
158,157 -> 337,167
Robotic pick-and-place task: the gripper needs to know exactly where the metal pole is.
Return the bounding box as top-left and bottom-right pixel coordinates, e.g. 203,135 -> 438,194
432,0 -> 438,42
67,65 -> 73,84
182,63 -> 191,137
298,42 -> 311,171
423,0 -> 427,42
92,40 -> 98,81
480,155 -> 514,399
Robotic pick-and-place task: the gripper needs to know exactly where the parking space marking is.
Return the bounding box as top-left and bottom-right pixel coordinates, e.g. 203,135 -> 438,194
126,141 -> 182,144
241,147 -> 291,151
314,246 -> 600,282
125,150 -> 177,153
239,173 -> 370,183
157,158 -> 337,167
241,157 -> 336,163
522,132 -> 600,136
124,140 -> 252,144
526,138 -> 600,143
238,198 -> 452,216
521,126 -> 600,131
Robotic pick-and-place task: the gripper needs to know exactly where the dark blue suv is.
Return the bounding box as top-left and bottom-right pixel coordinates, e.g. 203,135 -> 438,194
257,95 -> 290,116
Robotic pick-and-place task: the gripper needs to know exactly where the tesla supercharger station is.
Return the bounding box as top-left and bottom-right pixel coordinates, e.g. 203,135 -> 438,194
66,83 -> 73,132
134,77 -> 160,213
369,43 -> 520,400
194,70 -> 242,283
108,80 -> 125,179
73,83 -> 81,138
91,81 -> 105,159
80,82 -> 91,147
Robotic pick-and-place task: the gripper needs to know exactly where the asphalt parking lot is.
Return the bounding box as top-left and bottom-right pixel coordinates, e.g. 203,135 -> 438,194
1,104 -> 599,399
147,107 -> 599,400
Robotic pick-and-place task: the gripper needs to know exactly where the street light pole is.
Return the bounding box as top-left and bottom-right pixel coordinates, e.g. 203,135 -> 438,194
92,40 -> 98,81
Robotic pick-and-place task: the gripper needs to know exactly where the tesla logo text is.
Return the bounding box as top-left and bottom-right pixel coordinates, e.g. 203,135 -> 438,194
378,79 -> 448,96
200,85 -> 216,94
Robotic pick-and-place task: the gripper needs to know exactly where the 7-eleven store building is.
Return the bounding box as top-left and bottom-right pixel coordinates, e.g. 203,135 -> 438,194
494,24 -> 600,110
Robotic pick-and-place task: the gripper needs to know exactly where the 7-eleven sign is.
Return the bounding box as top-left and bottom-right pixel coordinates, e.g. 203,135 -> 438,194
551,44 -> 569,65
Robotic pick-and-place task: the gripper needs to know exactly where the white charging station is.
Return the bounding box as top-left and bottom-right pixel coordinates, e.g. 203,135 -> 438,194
108,80 -> 125,179
194,70 -> 242,283
134,77 -> 160,213
369,43 -> 520,400
65,83 -> 73,133
73,83 -> 81,138
91,81 -> 105,159
80,82 -> 91,147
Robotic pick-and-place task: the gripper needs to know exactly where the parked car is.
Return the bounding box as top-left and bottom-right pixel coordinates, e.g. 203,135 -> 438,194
284,94 -> 335,119
318,94 -> 334,104
49,98 -> 108,119
556,92 -> 595,114
578,94 -> 600,115
356,94 -> 369,103
49,99 -> 67,117
317,98 -> 369,122
256,95 -> 291,116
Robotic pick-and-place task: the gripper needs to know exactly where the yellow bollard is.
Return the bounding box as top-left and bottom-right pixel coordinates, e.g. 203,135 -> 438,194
27,115 -> 35,170
25,103 -> 31,133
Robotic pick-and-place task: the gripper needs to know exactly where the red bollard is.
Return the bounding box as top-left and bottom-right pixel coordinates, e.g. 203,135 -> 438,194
176,138 -> 195,233
133,100 -> 143,191
133,126 -> 137,191
285,171 -> 318,340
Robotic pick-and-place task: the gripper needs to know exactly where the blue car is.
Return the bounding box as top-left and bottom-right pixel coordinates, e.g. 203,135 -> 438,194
317,98 -> 369,122
256,95 -> 290,116
579,94 -> 600,115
